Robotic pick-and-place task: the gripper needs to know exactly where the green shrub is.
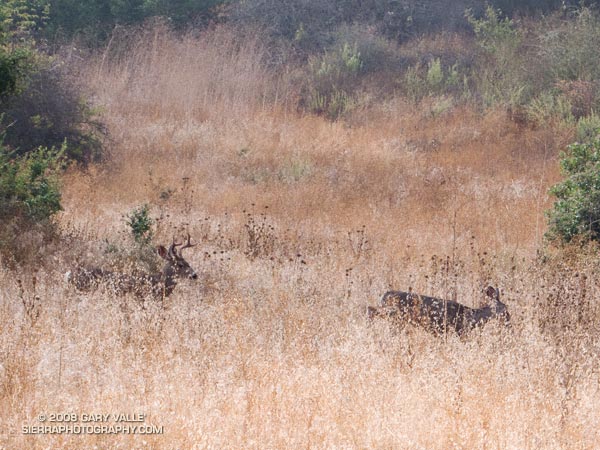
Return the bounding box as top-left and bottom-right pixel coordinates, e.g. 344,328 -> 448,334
525,8 -> 600,119
2,65 -> 104,163
467,6 -> 529,108
125,204 -> 154,245
426,58 -> 444,89
332,24 -> 400,73
0,138 -> 65,262
0,140 -> 64,224
1,0 -> 104,164
0,46 -> 31,98
303,42 -> 364,120
403,58 -> 466,102
46,0 -> 226,43
536,8 -> 600,84
0,0 -> 44,98
576,112 -> 600,143
526,90 -> 574,126
547,137 -> 600,243
467,6 -> 520,57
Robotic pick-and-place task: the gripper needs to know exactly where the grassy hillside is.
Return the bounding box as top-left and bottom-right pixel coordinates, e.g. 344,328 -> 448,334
1,26 -> 600,449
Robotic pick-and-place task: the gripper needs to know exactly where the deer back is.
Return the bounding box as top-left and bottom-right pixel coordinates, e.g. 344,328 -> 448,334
371,286 -> 509,335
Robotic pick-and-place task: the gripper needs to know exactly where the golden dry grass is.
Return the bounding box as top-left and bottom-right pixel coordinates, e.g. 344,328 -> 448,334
1,27 -> 599,449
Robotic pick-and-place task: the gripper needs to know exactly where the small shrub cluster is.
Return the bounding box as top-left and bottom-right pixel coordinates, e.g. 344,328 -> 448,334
0,140 -> 64,262
288,5 -> 600,125
576,112 -> 600,143
46,0 -> 227,44
1,0 -> 104,164
123,204 -> 163,273
302,42 -> 364,120
402,58 -> 464,102
2,65 -> 104,163
299,25 -> 401,119
466,6 -> 529,109
0,142 -> 64,224
547,136 -> 600,243
125,204 -> 154,246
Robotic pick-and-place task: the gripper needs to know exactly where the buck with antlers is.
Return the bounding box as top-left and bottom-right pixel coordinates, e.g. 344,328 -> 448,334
66,235 -> 198,299
367,286 -> 510,335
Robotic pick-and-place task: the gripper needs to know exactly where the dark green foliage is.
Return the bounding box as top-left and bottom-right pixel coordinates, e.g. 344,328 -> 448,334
547,137 -> 600,243
231,0 -> 483,51
1,0 -> 104,164
147,0 -> 226,26
46,0 -> 227,42
0,0 -> 47,98
231,0 -> 581,48
0,0 -> 50,43
233,2 -> 600,122
0,1 -> 77,264
125,204 -> 154,245
492,0 -> 567,15
0,47 -> 27,98
1,65 -> 104,163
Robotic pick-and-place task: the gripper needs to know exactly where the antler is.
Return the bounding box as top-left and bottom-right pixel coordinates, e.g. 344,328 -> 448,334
168,237 -> 182,258
180,233 -> 196,252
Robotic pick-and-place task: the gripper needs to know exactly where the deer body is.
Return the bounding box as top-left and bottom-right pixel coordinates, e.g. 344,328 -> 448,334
66,236 -> 198,299
368,286 -> 510,335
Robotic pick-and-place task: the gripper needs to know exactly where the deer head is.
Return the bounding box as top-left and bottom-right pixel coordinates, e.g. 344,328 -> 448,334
157,234 -> 198,295
482,285 -> 510,326
67,234 -> 199,299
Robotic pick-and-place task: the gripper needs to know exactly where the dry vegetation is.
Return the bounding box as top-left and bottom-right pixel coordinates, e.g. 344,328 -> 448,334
1,27 -> 600,449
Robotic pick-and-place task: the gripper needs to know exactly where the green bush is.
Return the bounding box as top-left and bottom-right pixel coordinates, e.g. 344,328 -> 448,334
525,8 -> 600,119
47,0 -> 226,43
0,46 -> 31,98
467,6 -> 529,108
0,141 -> 64,224
303,42 -> 364,120
1,65 -> 104,163
332,24 -> 400,72
125,204 -> 154,245
231,0 -> 485,53
1,0 -> 103,164
467,6 -> 520,57
547,137 -> 600,243
536,8 -> 600,84
525,90 -> 574,126
576,112 -> 600,143
0,0 -> 45,98
403,58 -> 465,102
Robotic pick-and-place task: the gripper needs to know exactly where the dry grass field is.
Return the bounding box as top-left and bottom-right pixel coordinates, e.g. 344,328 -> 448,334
1,27 -> 600,449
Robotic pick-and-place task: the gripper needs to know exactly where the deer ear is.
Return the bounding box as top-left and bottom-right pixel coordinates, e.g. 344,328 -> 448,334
157,245 -> 169,260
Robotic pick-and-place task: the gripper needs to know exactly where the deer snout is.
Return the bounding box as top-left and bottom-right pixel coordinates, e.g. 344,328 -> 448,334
190,272 -> 198,280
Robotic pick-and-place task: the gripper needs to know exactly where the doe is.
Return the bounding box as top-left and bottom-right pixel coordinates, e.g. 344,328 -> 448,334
367,286 -> 510,335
